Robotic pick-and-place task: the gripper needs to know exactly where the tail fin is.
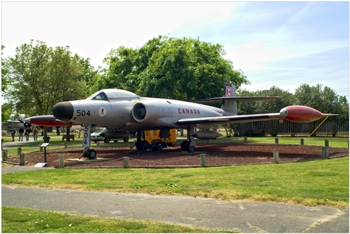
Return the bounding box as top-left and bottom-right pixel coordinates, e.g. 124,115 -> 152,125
221,83 -> 237,114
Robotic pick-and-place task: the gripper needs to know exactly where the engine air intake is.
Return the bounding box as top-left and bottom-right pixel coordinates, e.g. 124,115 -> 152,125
132,103 -> 147,122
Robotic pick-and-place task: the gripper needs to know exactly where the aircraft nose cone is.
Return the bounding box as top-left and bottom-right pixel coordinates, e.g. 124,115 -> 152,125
53,102 -> 73,122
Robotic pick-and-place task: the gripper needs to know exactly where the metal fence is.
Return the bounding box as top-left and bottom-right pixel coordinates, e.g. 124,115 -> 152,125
236,120 -> 349,137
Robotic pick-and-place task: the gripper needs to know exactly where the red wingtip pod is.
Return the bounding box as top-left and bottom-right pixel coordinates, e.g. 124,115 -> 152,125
279,105 -> 324,123
25,116 -> 71,126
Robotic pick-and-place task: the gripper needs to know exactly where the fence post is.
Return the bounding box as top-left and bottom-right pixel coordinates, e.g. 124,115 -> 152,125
17,147 -> 22,155
97,141 -> 100,147
273,151 -> 279,163
19,153 -> 25,166
300,139 -> 304,145
200,154 -> 206,167
322,147 -> 329,159
123,156 -> 130,168
58,155 -> 64,168
244,136 -> 248,143
325,139 -> 329,147
2,150 -> 8,161
65,142 -> 68,149
275,138 -> 279,144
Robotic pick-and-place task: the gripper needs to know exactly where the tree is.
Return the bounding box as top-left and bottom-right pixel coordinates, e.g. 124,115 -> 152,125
1,45 -> 9,94
2,45 -> 10,121
294,83 -> 348,136
2,40 -> 98,116
101,36 -> 249,100
236,87 -> 294,136
332,95 -> 349,137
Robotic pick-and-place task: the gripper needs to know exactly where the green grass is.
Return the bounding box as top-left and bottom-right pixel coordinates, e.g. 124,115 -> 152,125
3,157 -> 348,208
2,207 -> 230,233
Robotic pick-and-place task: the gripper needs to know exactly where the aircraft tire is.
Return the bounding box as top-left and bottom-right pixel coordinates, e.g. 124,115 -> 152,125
104,138 -> 110,143
181,140 -> 190,151
114,140 -> 118,143
123,137 -> 129,142
136,140 -> 149,150
156,143 -> 163,151
88,149 -> 97,160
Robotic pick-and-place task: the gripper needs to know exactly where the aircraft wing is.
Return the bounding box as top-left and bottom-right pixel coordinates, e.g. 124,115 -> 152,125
176,113 -> 282,125
193,96 -> 281,103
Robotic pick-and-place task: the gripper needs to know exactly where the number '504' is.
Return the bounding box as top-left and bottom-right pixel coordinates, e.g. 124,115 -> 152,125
77,110 -> 91,116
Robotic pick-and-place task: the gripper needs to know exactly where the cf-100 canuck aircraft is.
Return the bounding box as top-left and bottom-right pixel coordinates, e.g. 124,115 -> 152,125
25,83 -> 337,159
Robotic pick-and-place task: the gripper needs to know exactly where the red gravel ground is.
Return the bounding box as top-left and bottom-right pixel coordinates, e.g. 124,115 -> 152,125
5,143 -> 349,168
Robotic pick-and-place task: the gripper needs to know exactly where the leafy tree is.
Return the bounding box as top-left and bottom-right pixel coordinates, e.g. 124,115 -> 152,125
236,87 -> 294,136
332,95 -> 349,136
294,83 -> 348,136
1,45 -> 16,122
1,45 -> 9,94
2,40 -> 98,116
1,103 -> 12,122
237,86 -> 293,114
101,36 -> 249,100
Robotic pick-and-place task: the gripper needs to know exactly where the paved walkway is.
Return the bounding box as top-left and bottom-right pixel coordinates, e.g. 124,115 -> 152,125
2,184 -> 348,233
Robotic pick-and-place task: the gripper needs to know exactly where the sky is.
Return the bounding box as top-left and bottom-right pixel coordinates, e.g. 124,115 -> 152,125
1,1 -> 349,98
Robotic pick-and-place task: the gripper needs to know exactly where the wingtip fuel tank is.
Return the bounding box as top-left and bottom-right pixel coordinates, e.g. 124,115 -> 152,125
280,105 -> 338,123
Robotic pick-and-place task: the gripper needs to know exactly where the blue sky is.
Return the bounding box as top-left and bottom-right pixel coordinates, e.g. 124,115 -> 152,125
1,1 -> 349,97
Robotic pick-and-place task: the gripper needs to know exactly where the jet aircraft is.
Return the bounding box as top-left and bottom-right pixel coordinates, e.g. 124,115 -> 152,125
25,83 -> 337,159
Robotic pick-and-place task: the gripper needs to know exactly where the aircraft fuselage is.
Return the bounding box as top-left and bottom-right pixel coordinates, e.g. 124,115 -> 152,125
62,97 -> 224,131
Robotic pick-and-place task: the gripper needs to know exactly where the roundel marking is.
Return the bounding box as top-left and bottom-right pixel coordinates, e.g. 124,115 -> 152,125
99,107 -> 107,116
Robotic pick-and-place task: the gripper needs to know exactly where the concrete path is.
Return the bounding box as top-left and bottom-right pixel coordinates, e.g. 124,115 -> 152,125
2,166 -> 54,174
2,185 -> 348,233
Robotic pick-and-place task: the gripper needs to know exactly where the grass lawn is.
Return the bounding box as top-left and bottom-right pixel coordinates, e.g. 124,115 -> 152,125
2,207 -> 231,233
2,157 -> 348,208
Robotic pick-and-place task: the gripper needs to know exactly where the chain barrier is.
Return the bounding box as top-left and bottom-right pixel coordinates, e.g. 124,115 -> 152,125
123,153 -> 217,165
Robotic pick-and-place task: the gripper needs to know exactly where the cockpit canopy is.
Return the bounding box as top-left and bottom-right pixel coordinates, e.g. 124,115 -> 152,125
87,89 -> 140,101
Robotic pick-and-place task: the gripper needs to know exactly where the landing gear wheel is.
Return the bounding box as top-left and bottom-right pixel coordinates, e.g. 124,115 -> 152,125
136,140 -> 149,150
123,137 -> 129,142
104,138 -> 110,143
156,143 -> 163,151
181,140 -> 190,151
87,149 -> 97,159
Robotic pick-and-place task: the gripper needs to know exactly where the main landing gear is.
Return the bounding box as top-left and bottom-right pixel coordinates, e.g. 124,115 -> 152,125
180,127 -> 196,153
79,125 -> 97,160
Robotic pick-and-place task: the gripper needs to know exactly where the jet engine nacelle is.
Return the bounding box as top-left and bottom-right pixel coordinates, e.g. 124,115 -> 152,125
132,101 -> 172,125
132,102 -> 148,122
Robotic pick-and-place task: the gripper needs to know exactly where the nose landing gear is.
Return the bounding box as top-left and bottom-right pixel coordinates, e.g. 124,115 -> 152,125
79,125 -> 97,160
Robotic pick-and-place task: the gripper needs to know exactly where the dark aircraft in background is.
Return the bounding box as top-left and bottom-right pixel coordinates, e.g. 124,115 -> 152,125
25,83 -> 337,159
